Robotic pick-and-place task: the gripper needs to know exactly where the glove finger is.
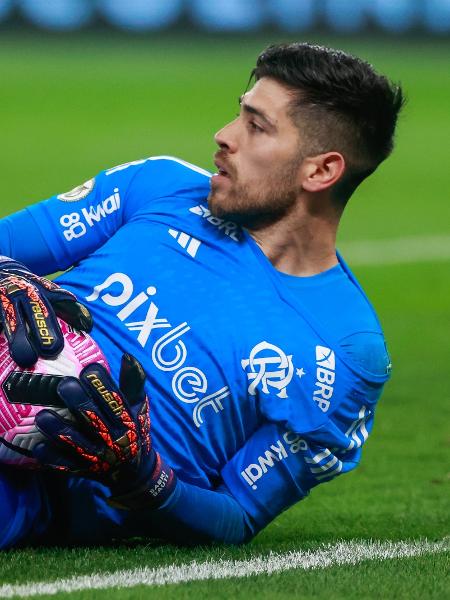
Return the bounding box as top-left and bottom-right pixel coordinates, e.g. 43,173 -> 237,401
119,354 -> 151,452
35,409 -> 113,474
119,354 -> 146,407
18,272 -> 76,302
51,299 -> 93,333
18,294 -> 64,359
33,440 -> 79,473
56,376 -> 106,426
57,372 -> 136,461
36,408 -> 86,444
0,296 -> 39,368
26,273 -> 92,333
79,362 -> 134,422
15,271 -> 93,333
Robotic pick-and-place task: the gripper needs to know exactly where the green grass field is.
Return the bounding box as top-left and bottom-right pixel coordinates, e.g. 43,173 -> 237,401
0,32 -> 449,599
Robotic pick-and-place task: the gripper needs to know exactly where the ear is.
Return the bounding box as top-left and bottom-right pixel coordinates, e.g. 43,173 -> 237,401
300,152 -> 346,193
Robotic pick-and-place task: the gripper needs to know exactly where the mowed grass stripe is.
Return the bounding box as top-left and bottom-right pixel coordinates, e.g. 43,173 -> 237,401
339,234 -> 450,265
0,539 -> 448,598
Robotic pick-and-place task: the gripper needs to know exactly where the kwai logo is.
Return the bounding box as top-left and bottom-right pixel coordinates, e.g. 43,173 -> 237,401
313,345 -> 336,413
241,431 -> 306,490
189,204 -> 240,241
60,188 -> 121,241
85,272 -> 229,427
241,341 -> 294,399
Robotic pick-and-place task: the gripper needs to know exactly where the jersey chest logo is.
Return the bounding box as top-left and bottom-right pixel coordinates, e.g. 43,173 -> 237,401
241,341 -> 295,399
85,272 -> 230,428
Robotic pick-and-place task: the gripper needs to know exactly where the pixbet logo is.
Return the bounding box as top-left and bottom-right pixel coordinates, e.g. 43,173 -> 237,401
172,367 -> 230,427
60,188 -> 121,241
85,272 -> 229,427
241,341 -> 294,399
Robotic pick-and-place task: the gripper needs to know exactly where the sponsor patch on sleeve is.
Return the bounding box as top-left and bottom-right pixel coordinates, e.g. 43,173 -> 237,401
57,178 -> 95,202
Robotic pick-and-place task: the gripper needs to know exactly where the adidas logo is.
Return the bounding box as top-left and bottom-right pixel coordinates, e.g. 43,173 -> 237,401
168,229 -> 201,258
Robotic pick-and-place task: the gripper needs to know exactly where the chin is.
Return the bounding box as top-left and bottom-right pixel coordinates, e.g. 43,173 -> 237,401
207,189 -> 231,218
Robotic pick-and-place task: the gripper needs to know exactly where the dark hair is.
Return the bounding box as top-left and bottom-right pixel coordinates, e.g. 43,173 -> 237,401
252,43 -> 404,205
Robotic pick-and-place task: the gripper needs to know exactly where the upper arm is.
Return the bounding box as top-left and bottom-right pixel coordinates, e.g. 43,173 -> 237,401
221,341 -> 388,531
22,162 -> 146,273
221,423 -> 312,531
0,156 -> 211,275
0,161 -> 142,274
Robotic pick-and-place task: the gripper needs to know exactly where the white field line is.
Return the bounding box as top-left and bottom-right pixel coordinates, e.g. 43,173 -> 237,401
0,538 -> 448,598
339,234 -> 450,265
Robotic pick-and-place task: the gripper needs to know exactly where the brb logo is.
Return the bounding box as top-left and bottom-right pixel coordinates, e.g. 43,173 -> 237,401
85,272 -> 230,427
313,346 -> 336,413
241,341 -> 294,399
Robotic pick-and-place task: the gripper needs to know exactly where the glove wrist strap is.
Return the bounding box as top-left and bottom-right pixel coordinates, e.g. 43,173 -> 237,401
108,453 -> 177,511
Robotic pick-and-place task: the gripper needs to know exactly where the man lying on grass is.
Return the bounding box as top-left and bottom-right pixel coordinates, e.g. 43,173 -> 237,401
0,42 -> 402,547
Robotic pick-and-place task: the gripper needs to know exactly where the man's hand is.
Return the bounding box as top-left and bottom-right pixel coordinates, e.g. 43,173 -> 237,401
0,257 -> 92,367
34,354 -> 177,510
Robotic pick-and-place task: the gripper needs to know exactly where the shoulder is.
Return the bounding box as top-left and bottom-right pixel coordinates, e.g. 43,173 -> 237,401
329,264 -> 391,377
145,156 -> 212,180
298,261 -> 390,377
100,155 -> 211,199
105,155 -> 211,179
339,331 -> 391,377
126,155 -> 211,188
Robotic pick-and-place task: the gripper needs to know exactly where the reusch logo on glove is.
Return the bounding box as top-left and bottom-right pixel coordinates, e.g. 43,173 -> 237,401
85,372 -> 124,416
30,301 -> 55,347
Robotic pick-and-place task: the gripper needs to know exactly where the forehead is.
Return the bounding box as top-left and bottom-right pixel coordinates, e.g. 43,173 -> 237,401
243,77 -> 293,123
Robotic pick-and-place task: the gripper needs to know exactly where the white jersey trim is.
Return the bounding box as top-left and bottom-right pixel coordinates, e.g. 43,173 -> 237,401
148,156 -> 212,178
105,156 -> 211,178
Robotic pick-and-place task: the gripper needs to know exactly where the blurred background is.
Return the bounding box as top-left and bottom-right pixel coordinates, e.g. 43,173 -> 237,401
0,0 -> 448,543
0,0 -> 450,33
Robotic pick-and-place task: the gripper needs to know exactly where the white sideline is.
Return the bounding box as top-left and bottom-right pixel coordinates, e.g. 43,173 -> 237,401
0,538 -> 448,598
339,234 -> 450,265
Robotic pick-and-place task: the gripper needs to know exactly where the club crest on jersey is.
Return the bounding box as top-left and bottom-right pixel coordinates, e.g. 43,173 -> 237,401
58,178 -> 95,202
241,341 -> 294,399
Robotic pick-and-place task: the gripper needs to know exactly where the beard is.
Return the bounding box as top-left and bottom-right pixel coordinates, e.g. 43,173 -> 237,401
208,155 -> 302,229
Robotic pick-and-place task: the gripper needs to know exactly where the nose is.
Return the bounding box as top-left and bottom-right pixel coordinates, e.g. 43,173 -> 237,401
214,119 -> 238,153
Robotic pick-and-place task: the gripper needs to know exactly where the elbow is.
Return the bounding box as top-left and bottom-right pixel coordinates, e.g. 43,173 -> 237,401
212,512 -> 258,546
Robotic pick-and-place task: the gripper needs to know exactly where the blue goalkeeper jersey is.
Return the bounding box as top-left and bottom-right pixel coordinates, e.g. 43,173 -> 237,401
0,156 -> 390,539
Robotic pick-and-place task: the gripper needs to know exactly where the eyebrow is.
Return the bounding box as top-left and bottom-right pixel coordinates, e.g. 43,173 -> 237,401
238,95 -> 276,130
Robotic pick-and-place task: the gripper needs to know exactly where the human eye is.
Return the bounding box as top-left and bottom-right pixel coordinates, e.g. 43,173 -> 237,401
248,120 -> 264,133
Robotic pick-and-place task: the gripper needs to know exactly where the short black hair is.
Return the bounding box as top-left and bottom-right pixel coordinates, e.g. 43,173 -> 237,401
252,42 -> 405,205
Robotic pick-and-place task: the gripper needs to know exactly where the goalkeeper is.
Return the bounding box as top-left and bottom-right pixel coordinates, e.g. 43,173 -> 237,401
0,43 -> 403,548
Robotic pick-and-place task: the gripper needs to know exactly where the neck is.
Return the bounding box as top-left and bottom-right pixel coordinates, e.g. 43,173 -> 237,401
246,195 -> 341,277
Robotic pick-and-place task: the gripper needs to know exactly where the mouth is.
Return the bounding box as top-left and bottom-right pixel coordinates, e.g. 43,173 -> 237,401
213,155 -> 232,179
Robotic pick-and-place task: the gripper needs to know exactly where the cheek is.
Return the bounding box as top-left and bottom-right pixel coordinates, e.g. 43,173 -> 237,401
238,153 -> 273,181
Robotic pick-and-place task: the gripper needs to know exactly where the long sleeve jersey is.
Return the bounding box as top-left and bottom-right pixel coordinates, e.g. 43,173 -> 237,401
0,156 -> 391,545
